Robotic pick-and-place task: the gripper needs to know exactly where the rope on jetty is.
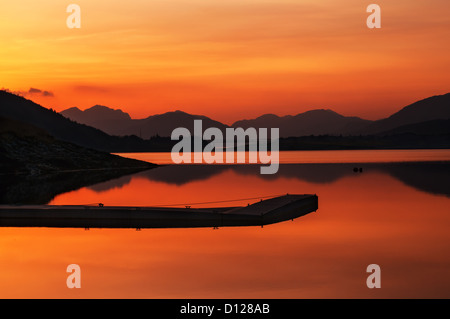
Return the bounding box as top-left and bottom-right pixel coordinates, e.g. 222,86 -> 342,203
149,193 -> 286,207
80,193 -> 287,208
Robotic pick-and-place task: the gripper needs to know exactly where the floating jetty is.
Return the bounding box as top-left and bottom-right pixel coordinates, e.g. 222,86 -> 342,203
0,194 -> 318,229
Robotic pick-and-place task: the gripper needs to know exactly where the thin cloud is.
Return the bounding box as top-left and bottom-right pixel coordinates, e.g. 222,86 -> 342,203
28,87 -> 54,97
41,90 -> 54,97
2,87 -> 54,98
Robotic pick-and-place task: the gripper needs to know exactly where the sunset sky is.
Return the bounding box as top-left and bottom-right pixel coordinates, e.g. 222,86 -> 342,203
1,0 -> 449,124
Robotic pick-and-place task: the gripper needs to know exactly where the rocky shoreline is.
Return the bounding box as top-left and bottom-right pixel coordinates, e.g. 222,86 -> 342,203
0,116 -> 157,204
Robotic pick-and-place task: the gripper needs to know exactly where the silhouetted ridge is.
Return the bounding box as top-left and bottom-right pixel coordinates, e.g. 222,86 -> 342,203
58,92 -> 450,139
61,105 -> 228,138
233,109 -> 372,137
0,116 -> 155,176
61,104 -> 132,136
360,93 -> 450,135
0,90 -> 156,152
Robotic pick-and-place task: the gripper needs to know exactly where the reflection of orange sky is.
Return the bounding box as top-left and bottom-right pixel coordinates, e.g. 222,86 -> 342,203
116,149 -> 450,165
49,169 -> 298,207
1,169 -> 449,298
1,0 -> 449,123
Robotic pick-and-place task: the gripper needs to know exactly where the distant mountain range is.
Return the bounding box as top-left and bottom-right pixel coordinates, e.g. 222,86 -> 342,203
60,93 -> 450,138
0,90 -> 170,152
61,106 -> 228,138
359,93 -> 450,135
1,90 -> 449,153
232,110 -> 371,137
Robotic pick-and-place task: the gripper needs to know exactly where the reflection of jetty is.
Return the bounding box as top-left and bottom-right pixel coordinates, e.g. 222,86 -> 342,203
0,194 -> 318,229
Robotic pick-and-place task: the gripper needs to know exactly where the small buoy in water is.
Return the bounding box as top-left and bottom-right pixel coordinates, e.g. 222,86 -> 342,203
353,167 -> 359,172
359,167 -> 363,173
98,203 -> 104,207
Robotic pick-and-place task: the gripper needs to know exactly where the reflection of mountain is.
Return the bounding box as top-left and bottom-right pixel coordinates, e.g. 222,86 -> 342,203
376,162 -> 450,197
88,165 -> 231,190
104,164 -> 361,187
87,174 -> 134,192
88,163 -> 450,198
4,162 -> 448,204
135,165 -> 231,185
0,168 -> 152,205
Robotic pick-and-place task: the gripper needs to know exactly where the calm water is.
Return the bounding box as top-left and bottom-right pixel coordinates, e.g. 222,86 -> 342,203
1,150 -> 449,298
114,149 -> 450,165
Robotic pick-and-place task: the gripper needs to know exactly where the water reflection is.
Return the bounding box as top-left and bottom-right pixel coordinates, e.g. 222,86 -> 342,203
378,162 -> 450,197
1,161 -> 448,205
85,162 -> 450,199
1,161 -> 449,298
0,168 -> 148,205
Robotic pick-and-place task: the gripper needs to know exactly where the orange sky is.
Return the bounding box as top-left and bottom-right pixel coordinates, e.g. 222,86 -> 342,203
1,0 -> 449,124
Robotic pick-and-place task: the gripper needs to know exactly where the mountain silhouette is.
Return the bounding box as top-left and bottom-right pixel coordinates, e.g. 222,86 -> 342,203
130,110 -> 229,138
232,109 -> 372,138
62,107 -> 228,139
377,119 -> 450,136
360,93 -> 450,135
60,93 -> 450,138
2,89 -> 449,153
232,94 -> 450,137
0,90 -> 164,152
61,105 -> 133,136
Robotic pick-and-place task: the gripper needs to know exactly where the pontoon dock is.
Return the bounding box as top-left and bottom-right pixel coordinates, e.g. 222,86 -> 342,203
0,194 -> 318,229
